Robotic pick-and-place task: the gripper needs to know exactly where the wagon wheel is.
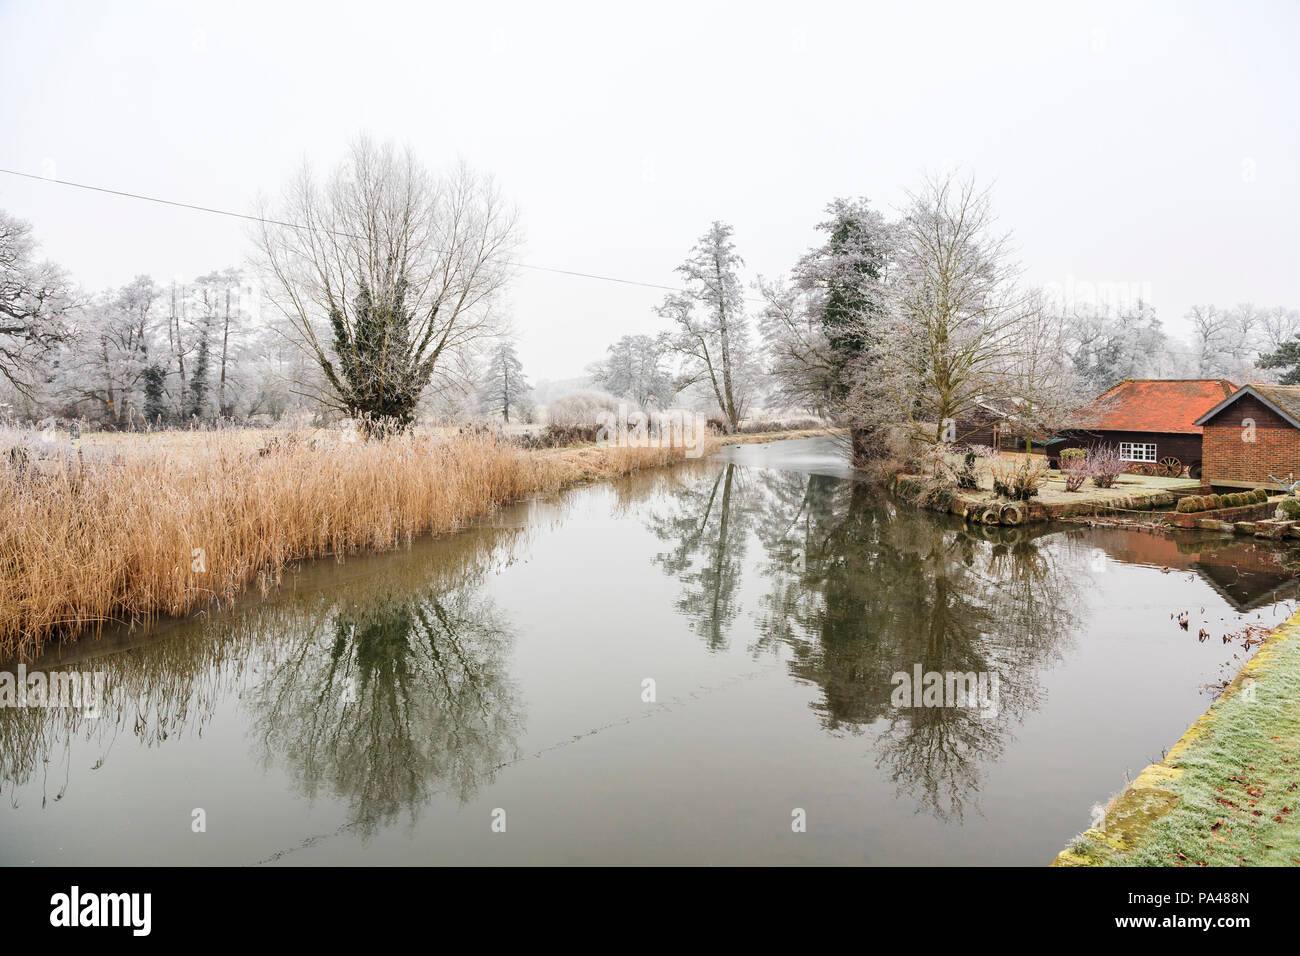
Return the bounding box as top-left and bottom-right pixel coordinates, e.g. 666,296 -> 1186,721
1159,456 -> 1182,477
1128,463 -> 1150,476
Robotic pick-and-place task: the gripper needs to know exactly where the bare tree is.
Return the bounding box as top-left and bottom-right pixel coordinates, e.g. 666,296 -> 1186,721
1187,304 -> 1231,376
849,175 -> 1034,450
0,210 -> 73,396
658,221 -> 758,429
255,137 -> 519,431
756,275 -> 838,417
1258,305 -> 1300,354
588,333 -> 676,409
1063,299 -> 1172,392
1005,290 -> 1084,442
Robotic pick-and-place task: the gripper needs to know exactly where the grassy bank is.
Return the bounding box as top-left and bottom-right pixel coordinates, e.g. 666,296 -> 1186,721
1055,606 -> 1300,866
716,426 -> 846,446
0,427 -> 716,659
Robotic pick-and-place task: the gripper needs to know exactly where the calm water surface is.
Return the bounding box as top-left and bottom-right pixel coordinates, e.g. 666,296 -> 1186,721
3,437 -> 1297,865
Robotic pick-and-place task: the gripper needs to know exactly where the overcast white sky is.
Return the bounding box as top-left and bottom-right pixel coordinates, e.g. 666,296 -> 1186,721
1,0 -> 1297,380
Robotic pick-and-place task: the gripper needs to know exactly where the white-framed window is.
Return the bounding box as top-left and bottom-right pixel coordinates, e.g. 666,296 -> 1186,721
1119,442 -> 1157,463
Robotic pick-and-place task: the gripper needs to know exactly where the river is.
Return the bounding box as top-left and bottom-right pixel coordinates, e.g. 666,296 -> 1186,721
2,436 -> 1296,865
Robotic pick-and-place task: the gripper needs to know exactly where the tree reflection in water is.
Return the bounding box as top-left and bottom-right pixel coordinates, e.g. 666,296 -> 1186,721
650,465 -> 1080,819
644,463 -> 754,650
0,524 -> 525,837
249,579 -> 520,837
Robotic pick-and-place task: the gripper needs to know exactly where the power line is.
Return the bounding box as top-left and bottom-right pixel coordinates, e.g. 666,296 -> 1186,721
5,167 -> 1273,330
0,166 -> 697,296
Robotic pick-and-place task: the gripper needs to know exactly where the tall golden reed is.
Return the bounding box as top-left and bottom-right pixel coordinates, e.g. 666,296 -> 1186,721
0,429 -> 703,659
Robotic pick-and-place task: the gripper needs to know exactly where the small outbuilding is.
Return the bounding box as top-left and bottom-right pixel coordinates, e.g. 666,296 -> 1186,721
952,399 -> 1014,449
1054,379 -> 1238,477
1193,383 -> 1300,490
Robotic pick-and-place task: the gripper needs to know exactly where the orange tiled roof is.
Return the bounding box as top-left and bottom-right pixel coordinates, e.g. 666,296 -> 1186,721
1067,379 -> 1238,435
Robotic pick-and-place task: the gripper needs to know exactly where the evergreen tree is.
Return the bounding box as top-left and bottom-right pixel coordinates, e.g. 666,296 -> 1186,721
187,333 -> 211,419
324,279 -> 428,433
806,199 -> 891,401
1259,335 -> 1300,385
480,339 -> 530,423
142,363 -> 166,424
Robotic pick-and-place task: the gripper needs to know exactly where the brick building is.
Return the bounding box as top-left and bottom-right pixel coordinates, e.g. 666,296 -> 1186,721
1053,379 -> 1237,477
1194,384 -> 1300,489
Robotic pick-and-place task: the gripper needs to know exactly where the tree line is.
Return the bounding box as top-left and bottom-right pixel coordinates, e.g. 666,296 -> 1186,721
3,141 -> 1297,437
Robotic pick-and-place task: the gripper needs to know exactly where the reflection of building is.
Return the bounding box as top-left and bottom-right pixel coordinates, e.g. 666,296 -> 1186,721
1086,526 -> 1299,612
1191,544 -> 1299,611
1195,384 -> 1300,490
1055,379 -> 1237,476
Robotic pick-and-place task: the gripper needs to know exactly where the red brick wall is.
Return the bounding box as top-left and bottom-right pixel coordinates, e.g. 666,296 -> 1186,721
1202,395 -> 1300,485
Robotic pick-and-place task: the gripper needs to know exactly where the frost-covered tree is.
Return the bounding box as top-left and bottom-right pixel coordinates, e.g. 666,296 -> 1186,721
192,269 -> 249,418
658,222 -> 760,429
255,137 -> 519,433
47,274 -> 164,425
479,338 -> 530,423
0,210 -> 73,396
1187,304 -> 1232,377
588,333 -> 676,408
1171,302 -> 1299,383
1063,300 -> 1172,393
847,175 -> 1052,451
1257,305 -> 1300,354
758,198 -> 892,417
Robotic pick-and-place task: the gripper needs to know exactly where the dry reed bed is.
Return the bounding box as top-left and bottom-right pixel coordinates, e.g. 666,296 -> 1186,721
0,430 -> 705,659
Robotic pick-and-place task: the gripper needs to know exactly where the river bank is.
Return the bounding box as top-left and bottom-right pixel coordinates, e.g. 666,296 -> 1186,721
0,425 -> 843,660
1054,604 -> 1300,866
0,428 -> 705,659
7,434 -> 1292,865
889,469 -> 1203,525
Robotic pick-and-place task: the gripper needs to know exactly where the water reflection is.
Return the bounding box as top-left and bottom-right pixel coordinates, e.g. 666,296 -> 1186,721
1,526 -> 524,836
5,439 -> 1300,858
645,464 -> 753,649
651,468 -> 1080,818
248,580 -> 520,836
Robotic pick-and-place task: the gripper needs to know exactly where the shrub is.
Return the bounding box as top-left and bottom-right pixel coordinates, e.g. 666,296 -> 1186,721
954,451 -> 980,490
705,414 -> 731,434
1088,444 -> 1124,489
513,424 -> 602,449
546,391 -> 624,427
1061,453 -> 1091,492
1277,497 -> 1300,520
1175,492 -> 1274,514
736,418 -> 823,434
989,456 -> 1047,501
